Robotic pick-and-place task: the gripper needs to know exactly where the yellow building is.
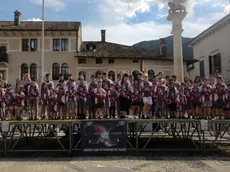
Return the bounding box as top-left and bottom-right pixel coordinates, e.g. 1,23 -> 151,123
0,11 -> 196,84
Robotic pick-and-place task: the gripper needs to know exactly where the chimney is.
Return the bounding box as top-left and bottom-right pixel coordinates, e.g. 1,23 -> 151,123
101,29 -> 106,42
160,38 -> 167,56
14,10 -> 21,26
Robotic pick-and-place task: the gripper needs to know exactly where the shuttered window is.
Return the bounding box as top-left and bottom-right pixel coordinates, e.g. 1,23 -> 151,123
209,53 -> 221,74
200,60 -> 205,77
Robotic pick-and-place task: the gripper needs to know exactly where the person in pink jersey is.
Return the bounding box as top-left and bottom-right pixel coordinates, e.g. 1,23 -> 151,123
166,79 -> 178,118
27,77 -> 39,120
0,87 -> 5,120
154,78 -> 167,118
40,83 -> 51,120
141,72 -> 152,119
200,77 -> 212,119
13,86 -> 25,121
76,75 -> 88,119
224,84 -> 230,119
130,78 -> 141,119
66,78 -> 77,119
107,82 -> 119,119
4,84 -> 14,120
191,81 -> 202,118
88,75 -> 97,119
94,79 -> 106,119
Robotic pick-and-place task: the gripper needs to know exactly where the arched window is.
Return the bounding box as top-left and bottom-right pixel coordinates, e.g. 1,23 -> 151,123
52,63 -> 60,80
61,63 -> 68,80
30,63 -> 37,79
21,63 -> 28,80
108,70 -> 115,81
79,71 -> 86,81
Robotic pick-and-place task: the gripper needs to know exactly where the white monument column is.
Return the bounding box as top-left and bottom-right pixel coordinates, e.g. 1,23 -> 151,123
167,0 -> 187,82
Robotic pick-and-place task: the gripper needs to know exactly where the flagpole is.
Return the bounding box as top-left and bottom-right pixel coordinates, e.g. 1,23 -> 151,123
41,0 -> 45,83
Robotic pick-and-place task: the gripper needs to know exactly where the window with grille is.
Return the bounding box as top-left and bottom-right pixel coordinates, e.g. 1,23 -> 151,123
52,63 -> 60,80
21,63 -> 28,79
96,58 -> 102,64
61,63 -> 69,80
30,63 -> 37,79
209,53 -> 221,74
22,39 -> 37,52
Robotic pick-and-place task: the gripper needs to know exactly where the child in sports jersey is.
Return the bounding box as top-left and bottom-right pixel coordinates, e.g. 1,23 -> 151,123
200,77 -> 212,119
184,80 -> 193,118
13,86 -> 25,120
107,82 -> 119,119
27,78 -> 39,120
66,79 -> 77,119
154,78 -> 167,118
40,83 -> 50,119
167,79 -> 178,118
224,84 -> 230,119
4,84 -> 14,120
55,79 -> 67,120
177,83 -> 187,118
88,75 -> 97,119
213,77 -> 226,119
0,88 -> 5,120
141,72 -> 152,119
130,79 -> 141,119
191,81 -> 202,118
76,75 -> 88,119
94,80 -> 106,119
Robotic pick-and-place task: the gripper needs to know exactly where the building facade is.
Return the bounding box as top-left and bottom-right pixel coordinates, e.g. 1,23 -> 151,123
0,11 -> 195,84
188,13 -> 230,82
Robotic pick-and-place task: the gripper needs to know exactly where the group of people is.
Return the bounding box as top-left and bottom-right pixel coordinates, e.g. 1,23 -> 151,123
0,69 -> 230,121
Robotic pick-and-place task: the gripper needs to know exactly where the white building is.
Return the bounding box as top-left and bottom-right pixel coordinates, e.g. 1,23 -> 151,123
188,13 -> 230,82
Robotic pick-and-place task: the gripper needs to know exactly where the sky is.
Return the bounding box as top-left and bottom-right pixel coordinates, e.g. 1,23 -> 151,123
0,0 -> 230,45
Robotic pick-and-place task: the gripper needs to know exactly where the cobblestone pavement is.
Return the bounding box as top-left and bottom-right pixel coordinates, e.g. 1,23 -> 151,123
0,155 -> 230,172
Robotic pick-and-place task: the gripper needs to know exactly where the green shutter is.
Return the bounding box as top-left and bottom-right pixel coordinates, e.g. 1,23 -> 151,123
217,53 -> 221,73
209,56 -> 213,74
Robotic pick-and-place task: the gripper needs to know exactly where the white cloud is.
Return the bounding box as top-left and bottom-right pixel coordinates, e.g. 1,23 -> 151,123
83,20 -> 211,45
31,0 -> 65,11
225,5 -> 230,14
25,18 -> 42,21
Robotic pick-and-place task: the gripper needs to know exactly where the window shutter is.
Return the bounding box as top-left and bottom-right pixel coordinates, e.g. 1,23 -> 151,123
209,55 -> 213,74
217,53 -> 221,73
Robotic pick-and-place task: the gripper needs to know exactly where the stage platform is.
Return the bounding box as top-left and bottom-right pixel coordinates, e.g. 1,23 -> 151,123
0,119 -> 230,157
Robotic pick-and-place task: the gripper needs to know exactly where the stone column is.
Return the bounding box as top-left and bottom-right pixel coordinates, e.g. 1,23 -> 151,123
167,11 -> 187,82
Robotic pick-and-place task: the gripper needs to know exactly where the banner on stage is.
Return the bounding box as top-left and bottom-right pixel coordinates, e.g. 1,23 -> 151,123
200,120 -> 209,131
0,121 -> 9,132
81,120 -> 127,152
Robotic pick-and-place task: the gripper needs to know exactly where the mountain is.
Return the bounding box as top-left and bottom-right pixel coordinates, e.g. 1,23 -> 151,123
133,36 -> 194,58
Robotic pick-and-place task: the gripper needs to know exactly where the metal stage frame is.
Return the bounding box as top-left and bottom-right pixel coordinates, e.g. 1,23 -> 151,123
0,119 -> 230,156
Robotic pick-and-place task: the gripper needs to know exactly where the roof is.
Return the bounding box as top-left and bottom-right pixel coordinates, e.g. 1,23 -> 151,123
0,21 -> 80,31
76,41 -> 169,60
187,13 -> 230,47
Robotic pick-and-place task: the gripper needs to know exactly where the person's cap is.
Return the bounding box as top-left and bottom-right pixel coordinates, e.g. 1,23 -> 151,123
217,75 -> 222,78
214,70 -> 219,73
123,73 -> 129,77
97,79 -> 103,83
172,75 -> 176,78
110,81 -> 116,86
203,77 -> 209,80
59,73 -> 64,76
59,79 -> 65,83
142,72 -> 148,77
69,78 -> 75,82
31,77 -> 37,81
96,70 -> 103,75
45,73 -> 50,77
68,73 -> 72,76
